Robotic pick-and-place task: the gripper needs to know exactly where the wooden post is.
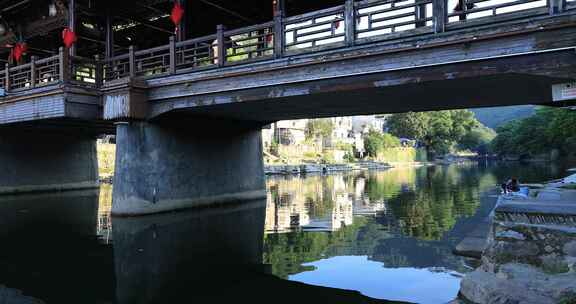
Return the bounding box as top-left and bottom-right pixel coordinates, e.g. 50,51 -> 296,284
5,63 -> 10,91
169,36 -> 176,74
30,56 -> 36,88
177,0 -> 187,41
105,9 -> 114,59
129,46 -> 136,77
68,0 -> 76,56
433,0 -> 447,33
415,0 -> 427,27
457,0 -> 467,21
549,0 -> 565,14
273,0 -> 285,14
273,12 -> 284,58
216,24 -> 226,67
345,0 -> 356,47
59,47 -> 69,83
94,55 -> 103,87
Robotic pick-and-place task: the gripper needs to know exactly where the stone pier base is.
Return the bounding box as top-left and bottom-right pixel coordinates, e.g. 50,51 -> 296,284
112,120 -> 266,216
0,131 -> 99,194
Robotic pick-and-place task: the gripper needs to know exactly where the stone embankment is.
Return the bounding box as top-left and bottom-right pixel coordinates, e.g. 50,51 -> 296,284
458,175 -> 576,304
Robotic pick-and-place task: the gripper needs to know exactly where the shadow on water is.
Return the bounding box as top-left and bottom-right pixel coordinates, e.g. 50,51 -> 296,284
0,189 -> 114,303
0,190 -> 405,304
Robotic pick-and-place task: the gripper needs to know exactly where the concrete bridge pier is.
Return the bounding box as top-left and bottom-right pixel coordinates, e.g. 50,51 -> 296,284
0,130 -> 99,194
111,119 -> 266,216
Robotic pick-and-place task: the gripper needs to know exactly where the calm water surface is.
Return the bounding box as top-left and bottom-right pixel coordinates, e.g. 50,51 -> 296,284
0,161 -> 573,303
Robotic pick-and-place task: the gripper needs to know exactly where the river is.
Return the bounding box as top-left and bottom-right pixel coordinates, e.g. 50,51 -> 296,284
0,161 -> 573,303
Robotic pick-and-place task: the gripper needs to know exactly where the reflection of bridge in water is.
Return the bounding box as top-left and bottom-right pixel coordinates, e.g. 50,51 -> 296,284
0,190 -> 402,304
0,0 -> 574,216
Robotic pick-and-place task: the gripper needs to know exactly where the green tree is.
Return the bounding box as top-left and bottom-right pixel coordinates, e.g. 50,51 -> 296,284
386,112 -> 430,141
387,110 -> 484,156
305,119 -> 334,140
363,129 -> 401,157
491,107 -> 576,157
459,125 -> 497,153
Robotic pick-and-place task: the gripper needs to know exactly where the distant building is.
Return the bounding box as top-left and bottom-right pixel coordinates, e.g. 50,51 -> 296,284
262,116 -> 391,155
276,119 -> 308,145
352,115 -> 387,134
261,119 -> 309,150
331,117 -> 353,141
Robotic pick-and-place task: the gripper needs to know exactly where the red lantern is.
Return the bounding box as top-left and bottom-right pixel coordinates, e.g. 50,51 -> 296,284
171,2 -> 184,32
62,27 -> 77,49
11,42 -> 27,62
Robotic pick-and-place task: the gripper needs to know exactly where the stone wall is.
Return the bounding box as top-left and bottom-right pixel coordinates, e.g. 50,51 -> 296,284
460,203 -> 576,304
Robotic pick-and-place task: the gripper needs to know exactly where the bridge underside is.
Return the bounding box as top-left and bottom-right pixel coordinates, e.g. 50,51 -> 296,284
159,73 -> 565,122
0,85 -> 114,134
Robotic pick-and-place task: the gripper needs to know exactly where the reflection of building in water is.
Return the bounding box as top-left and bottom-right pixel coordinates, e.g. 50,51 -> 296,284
97,185 -> 113,243
353,198 -> 386,217
303,175 -> 354,232
352,176 -> 386,216
265,179 -> 311,233
304,195 -> 353,232
265,173 -> 394,233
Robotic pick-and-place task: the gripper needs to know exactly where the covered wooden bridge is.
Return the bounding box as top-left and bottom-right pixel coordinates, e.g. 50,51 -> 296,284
0,0 -> 574,215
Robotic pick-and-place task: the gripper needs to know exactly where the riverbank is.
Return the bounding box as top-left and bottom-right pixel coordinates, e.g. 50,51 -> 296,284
264,161 -> 435,175
456,173 -> 576,304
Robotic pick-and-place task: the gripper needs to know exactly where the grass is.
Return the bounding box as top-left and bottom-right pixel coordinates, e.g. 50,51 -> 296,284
376,147 -> 427,163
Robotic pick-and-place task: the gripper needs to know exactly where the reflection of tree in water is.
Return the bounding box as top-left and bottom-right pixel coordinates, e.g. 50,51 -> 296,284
380,165 -> 488,241
364,169 -> 417,202
263,215 -> 467,279
371,237 -> 466,272
262,163 -> 571,280
264,217 -> 378,279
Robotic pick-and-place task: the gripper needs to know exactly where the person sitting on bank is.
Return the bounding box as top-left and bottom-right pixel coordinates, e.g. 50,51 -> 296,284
501,178 -> 520,194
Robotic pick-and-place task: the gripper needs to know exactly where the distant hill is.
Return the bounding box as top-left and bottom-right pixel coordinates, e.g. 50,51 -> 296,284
470,106 -> 535,129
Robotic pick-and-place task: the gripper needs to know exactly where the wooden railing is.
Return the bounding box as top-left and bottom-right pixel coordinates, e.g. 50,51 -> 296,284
101,0 -> 565,82
0,0 -> 572,92
0,48 -> 65,93
0,47 -> 104,94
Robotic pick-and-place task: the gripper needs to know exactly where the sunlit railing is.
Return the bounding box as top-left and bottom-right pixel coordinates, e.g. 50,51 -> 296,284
70,55 -> 99,88
447,0 -> 547,23
0,0 -> 571,91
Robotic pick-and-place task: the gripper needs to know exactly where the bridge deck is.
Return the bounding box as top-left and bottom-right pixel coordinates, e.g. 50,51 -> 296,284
0,0 -> 574,125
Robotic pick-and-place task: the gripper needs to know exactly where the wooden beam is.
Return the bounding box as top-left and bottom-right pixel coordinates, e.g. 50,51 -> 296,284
115,14 -> 173,35
106,9 -> 114,58
177,0 -> 187,41
433,0 -> 447,33
1,0 -> 31,13
199,0 -> 255,23
345,0 -> 355,47
273,0 -> 285,17
69,0 -> 76,56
